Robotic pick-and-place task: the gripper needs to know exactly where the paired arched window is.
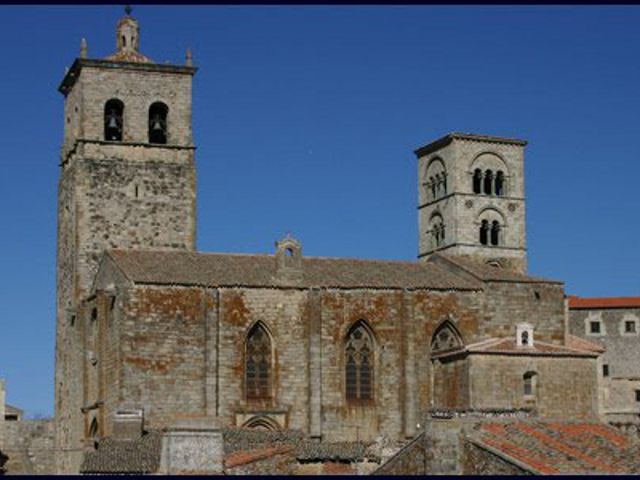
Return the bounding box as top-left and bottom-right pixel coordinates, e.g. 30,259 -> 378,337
148,102 -> 168,144
103,99 -> 171,144
104,99 -> 124,141
472,168 -> 506,196
429,214 -> 446,250
245,323 -> 272,400
479,218 -> 502,246
424,159 -> 447,202
345,322 -> 374,402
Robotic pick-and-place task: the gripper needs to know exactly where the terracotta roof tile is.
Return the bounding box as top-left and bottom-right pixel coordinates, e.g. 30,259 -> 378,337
566,334 -> 605,353
106,249 -> 482,291
568,295 -> 640,310
471,420 -> 640,475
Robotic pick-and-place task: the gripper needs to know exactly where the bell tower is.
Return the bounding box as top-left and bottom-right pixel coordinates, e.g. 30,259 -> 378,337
54,9 -> 197,472
414,133 -> 528,273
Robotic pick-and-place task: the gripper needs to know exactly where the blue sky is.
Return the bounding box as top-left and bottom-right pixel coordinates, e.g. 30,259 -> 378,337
1,6 -> 639,417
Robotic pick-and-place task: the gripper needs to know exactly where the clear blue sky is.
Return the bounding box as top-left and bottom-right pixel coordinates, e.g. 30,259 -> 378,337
1,6 -> 639,417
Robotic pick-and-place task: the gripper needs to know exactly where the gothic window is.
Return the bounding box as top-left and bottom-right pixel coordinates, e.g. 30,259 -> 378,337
245,323 -> 272,400
479,220 -> 489,245
430,320 -> 464,355
495,170 -> 505,196
523,371 -> 537,396
104,99 -> 124,141
490,221 -> 501,246
345,322 -> 374,402
148,102 -> 168,144
473,169 -> 482,194
483,169 -> 493,195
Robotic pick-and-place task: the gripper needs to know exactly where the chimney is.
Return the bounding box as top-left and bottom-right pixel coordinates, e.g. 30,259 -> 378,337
112,407 -> 144,441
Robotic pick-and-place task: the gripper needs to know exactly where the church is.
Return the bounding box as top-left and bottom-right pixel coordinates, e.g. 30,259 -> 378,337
54,11 -> 606,474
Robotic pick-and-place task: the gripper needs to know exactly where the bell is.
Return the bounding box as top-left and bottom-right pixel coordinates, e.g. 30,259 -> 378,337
152,117 -> 163,132
107,113 -> 118,129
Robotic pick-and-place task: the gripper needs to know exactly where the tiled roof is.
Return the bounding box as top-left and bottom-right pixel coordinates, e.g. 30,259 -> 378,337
565,334 -> 605,353
5,404 -> 23,415
469,420 -> 640,474
432,337 -> 600,359
106,249 -> 482,290
225,446 -> 294,469
104,51 -> 153,63
80,431 -> 162,474
430,254 -> 561,284
568,295 -> 640,310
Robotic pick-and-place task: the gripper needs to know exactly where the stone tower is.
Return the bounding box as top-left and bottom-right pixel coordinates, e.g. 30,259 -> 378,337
414,133 -> 527,273
54,11 -> 197,473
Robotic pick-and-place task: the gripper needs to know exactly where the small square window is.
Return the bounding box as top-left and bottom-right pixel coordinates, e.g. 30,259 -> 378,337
625,321 -> 636,334
590,321 -> 601,334
603,364 -> 609,377
635,390 -> 640,402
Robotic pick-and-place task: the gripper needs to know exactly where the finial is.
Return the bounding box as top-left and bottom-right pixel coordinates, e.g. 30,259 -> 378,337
80,38 -> 88,59
124,5 -> 133,16
185,48 -> 193,67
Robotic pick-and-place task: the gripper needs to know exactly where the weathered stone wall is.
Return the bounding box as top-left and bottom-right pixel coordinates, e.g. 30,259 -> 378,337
3,419 -> 55,474
469,354 -> 598,419
462,440 -> 530,475
372,433 -> 426,475
417,136 -> 527,273
482,281 -> 566,345
55,58 -> 196,473
569,306 -> 640,420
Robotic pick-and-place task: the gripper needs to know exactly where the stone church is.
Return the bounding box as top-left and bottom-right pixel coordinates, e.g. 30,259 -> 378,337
54,11 -> 603,474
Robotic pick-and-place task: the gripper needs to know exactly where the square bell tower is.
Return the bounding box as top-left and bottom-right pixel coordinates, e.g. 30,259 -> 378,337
55,9 -> 197,473
415,133 -> 528,274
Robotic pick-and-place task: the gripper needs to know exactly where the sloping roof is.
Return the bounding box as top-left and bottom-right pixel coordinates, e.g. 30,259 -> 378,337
106,249 -> 482,291
566,334 -> 605,353
80,431 -> 162,474
431,253 -> 561,284
568,295 -> 640,310
431,337 -> 600,359
414,132 -> 527,157
5,404 -> 23,416
469,420 -> 640,474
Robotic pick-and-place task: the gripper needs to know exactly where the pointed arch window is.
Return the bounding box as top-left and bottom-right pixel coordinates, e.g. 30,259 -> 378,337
345,322 -> 374,402
148,102 -> 168,144
104,99 -> 124,141
245,323 -> 272,400
430,320 -> 464,356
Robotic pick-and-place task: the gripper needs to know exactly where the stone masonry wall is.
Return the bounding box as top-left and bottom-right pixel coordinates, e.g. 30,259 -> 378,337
469,354 -> 598,419
569,306 -> 640,419
482,281 -> 566,345
3,420 -> 55,474
462,440 -> 529,475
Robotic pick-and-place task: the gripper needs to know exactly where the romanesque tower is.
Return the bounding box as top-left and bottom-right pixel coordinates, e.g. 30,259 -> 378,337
54,10 -> 197,472
414,133 -> 527,273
